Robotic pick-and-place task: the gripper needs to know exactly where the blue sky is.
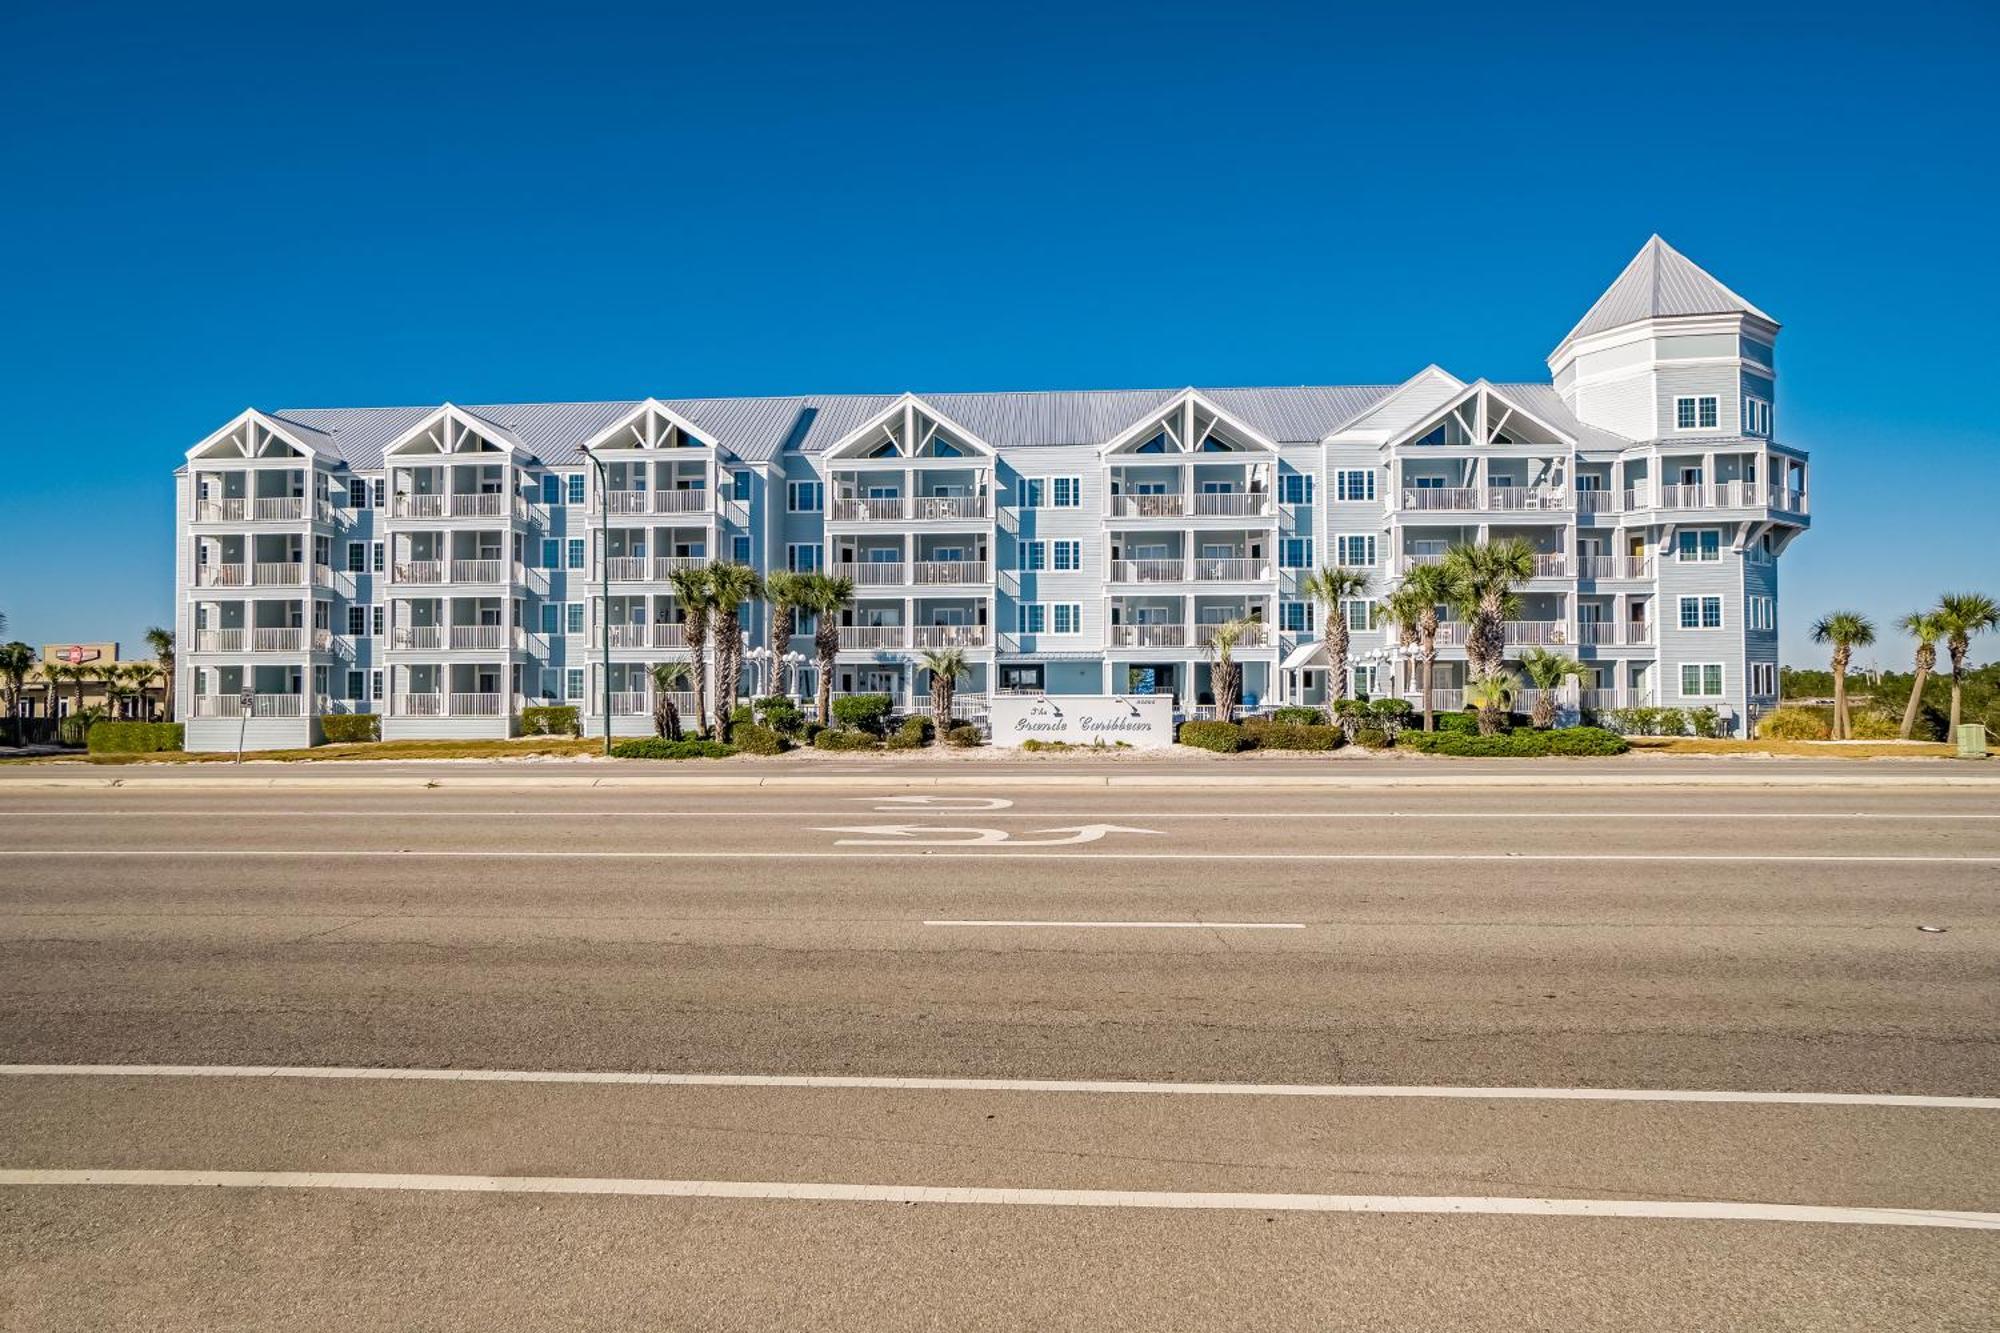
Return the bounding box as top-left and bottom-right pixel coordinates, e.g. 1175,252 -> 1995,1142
2,0 -> 1995,669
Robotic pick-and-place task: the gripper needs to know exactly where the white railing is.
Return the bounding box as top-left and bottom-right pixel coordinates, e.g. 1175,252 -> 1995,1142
1433,622 -> 1469,646
830,497 -> 906,522
447,692 -> 503,716
1504,620 -> 1567,645
913,560 -> 989,584
654,489 -> 710,514
912,495 -> 989,521
395,560 -> 445,584
252,562 -> 305,586
450,559 -> 504,583
650,623 -> 688,649
1486,487 -> 1567,511
604,491 -> 651,515
1196,622 -> 1268,647
450,493 -> 507,518
1531,554 -> 1568,577
911,625 -> 987,648
1623,623 -> 1654,645
1578,556 -> 1653,580
394,494 -> 448,518
840,625 -> 906,650
397,693 -> 444,716
606,623 -> 649,648
250,627 -> 303,652
394,626 -> 442,650
1573,489 -> 1616,515
449,625 -> 505,650
1623,487 -> 1651,511
604,556 -> 650,581
1579,688 -> 1631,712
1109,493 -> 1185,518
1110,559 -> 1184,583
609,691 -> 650,716
1769,486 -> 1808,514
196,498 -> 247,522
194,629 -> 245,653
1192,557 -> 1267,581
1109,624 -> 1187,647
1190,492 -> 1269,517
1576,621 -> 1617,646
1401,487 -> 1480,511
653,555 -> 707,578
252,496 -> 306,522
191,693 -> 303,718
1398,552 -> 1449,572
834,562 -> 908,586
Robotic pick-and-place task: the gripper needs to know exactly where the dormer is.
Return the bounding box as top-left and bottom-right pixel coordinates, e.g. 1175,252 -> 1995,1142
1548,236 -> 1780,444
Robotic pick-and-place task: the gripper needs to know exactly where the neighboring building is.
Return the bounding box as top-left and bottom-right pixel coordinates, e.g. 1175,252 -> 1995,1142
17,644 -> 167,720
171,236 -> 1808,750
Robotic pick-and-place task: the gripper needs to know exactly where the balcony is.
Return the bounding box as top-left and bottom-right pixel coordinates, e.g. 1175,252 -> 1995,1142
603,489 -> 711,516
249,627 -> 304,653
1578,556 -> 1654,580
1628,481 -> 1808,514
651,623 -> 688,650
1530,555 -> 1568,578
653,556 -> 707,579
194,629 -> 245,653
604,556 -> 650,581
832,562 -> 908,587
1485,487 -> 1568,512
1191,557 -> 1269,581
911,624 -> 987,649
1578,622 -> 1654,647
1398,487 -> 1566,513
1109,624 -> 1187,648
830,496 -> 991,523
840,625 -> 906,650
606,623 -> 649,649
1401,487 -> 1480,511
395,693 -> 505,717
394,560 -> 445,585
392,492 -> 514,519
449,559 -> 505,584
1110,559 -> 1185,583
1190,492 -> 1271,518
913,560 -> 989,585
1109,494 -> 1186,519
190,693 -> 303,718
1196,622 -> 1269,647
448,625 -> 507,651
393,626 -> 443,650
195,497 -> 306,523
1574,489 -> 1618,517
1503,620 -> 1568,646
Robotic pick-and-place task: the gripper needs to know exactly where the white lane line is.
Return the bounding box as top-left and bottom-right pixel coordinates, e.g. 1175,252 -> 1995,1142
5,810 -> 1999,820
1,1170 -> 1991,1229
5,850 -> 1999,864
4,1065 -> 1995,1110
923,920 -> 1306,930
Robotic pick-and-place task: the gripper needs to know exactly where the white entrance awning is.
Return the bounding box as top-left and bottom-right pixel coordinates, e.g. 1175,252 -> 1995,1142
1281,641 -> 1324,671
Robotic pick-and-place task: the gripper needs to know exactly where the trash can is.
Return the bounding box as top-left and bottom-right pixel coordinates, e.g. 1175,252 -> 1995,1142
1958,724 -> 1989,759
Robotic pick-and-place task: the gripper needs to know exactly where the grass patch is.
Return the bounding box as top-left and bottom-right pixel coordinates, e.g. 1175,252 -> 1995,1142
14,736 -> 609,764
1628,737 -> 1958,759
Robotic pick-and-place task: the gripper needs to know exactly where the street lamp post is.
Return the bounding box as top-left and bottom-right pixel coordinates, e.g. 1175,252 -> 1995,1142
591,454 -> 611,756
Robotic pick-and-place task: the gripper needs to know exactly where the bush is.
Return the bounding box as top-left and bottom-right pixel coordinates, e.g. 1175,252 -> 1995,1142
813,727 -> 880,751
1367,698 -> 1414,735
609,737 -> 737,759
519,705 -> 581,737
1353,728 -> 1392,750
86,720 -> 184,754
319,713 -> 380,744
1178,720 -> 1249,753
1398,726 -> 1629,757
1243,721 -> 1344,751
1655,708 -> 1690,738
1271,705 -> 1325,725
945,724 -> 984,748
832,693 -> 894,735
1849,709 -> 1902,740
57,708 -> 106,747
1687,706 -> 1726,740
755,696 -> 806,737
732,722 -> 788,755
1756,707 -> 1831,740
885,717 -> 933,750
728,703 -> 756,729
801,721 -> 825,744
1434,711 -> 1481,735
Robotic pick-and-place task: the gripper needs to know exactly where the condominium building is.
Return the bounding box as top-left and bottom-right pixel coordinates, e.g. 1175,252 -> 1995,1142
173,236 -> 1808,749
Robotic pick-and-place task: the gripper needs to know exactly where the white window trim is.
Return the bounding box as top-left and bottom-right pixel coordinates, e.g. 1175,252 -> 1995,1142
1679,662 -> 1726,698
787,481 -> 823,512
1052,540 -> 1081,572
1677,595 -> 1725,630
1334,470 -> 1375,503
1676,528 -> 1723,563
1673,395 -> 1721,433
1018,541 -> 1046,572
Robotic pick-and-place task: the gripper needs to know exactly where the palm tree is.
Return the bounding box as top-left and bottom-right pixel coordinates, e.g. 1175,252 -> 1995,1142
1205,616 -> 1256,723
797,572 -> 856,725
1299,567 -> 1373,703
145,627 -> 176,721
1895,610 -> 1946,740
1517,647 -> 1587,730
704,563 -> 764,735
1810,611 -> 1876,740
1443,538 -> 1535,680
1933,593 -> 1999,734
763,570 -> 808,698
1465,669 -> 1518,736
666,565 -> 716,736
0,641 -> 33,741
920,647 -> 969,742
1393,564 -> 1455,731
649,660 -> 690,740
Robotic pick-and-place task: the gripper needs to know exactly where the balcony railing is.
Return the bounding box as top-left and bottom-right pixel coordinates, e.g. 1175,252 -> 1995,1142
447,692 -> 504,716
1403,688 -> 1465,713
604,556 -> 650,581
1574,489 -> 1616,515
194,629 -> 245,653
1530,555 -> 1568,577
602,489 -> 711,515
1401,487 -> 1480,511
654,556 -> 707,578
195,497 -> 307,522
1397,552 -> 1449,572
1486,487 -> 1568,512
250,627 -> 304,652
1190,492 -> 1270,518
830,497 -> 903,522
251,562 -> 305,586
606,623 -> 649,648
394,560 -> 445,584
1578,556 -> 1654,580
833,562 -> 908,586
1627,482 -> 1807,514
1196,622 -> 1269,647
448,625 -> 506,651
449,559 -> 505,584
391,492 -> 512,519
830,495 -> 991,523
393,626 -> 443,650
1192,557 -> 1268,581
912,495 -> 989,522
840,625 -> 906,650
911,624 -> 987,648
1110,559 -> 1184,583
1109,624 -> 1187,648
190,693 -> 303,718
608,690 -> 650,715
1109,493 -> 1186,519
1503,620 -> 1568,646
650,623 -> 688,649
913,560 -> 989,585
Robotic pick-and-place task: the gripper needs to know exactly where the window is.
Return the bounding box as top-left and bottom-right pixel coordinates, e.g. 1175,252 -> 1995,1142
1281,602 -> 1314,633
348,479 -> 369,509
370,670 -> 383,701
725,471 -> 748,502
347,606 -> 367,636
731,535 -> 752,563
1281,473 -> 1315,506
1019,541 -> 1046,572
541,475 -> 562,505
1052,477 -> 1081,508
347,542 -> 366,573
1016,478 -> 1044,508
1675,396 -> 1719,431
1344,600 -> 1373,631
346,670 -> 365,700
1334,470 -> 1375,502
372,542 -> 384,573
1743,397 -> 1772,436
566,603 -> 585,636
540,603 -> 561,635
1350,666 -> 1372,700
1681,663 -> 1724,697
540,669 -> 560,700
566,474 -> 585,505
1675,529 -> 1723,562
1021,604 -> 1045,634
541,539 -> 560,569
567,539 -> 586,569
566,668 -> 585,701
1751,662 -> 1777,696
371,607 -> 383,636
1678,596 -> 1723,629
788,481 -> 823,512
1053,540 -> 1081,572
1280,538 -> 1313,569
1335,534 -> 1377,566
787,543 -> 822,572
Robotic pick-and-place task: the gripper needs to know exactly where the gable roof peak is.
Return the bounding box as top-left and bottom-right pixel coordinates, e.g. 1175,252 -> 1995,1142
1556,236 -> 1775,353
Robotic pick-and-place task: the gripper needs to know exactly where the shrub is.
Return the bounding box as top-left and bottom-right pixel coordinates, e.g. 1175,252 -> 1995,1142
885,716 -> 933,750
755,695 -> 806,737
1367,698 -> 1414,736
1755,707 -> 1831,740
1687,706 -> 1726,740
1434,711 -> 1481,736
813,727 -> 880,751
57,708 -> 106,747
732,722 -> 788,755
946,724 -> 984,748
1398,726 -> 1629,757
728,703 -> 756,729
1848,709 -> 1902,740
609,737 -> 737,759
1271,705 -> 1325,725
801,721 -> 825,744
832,693 -> 894,735
1243,721 -> 1343,751
319,713 -> 380,744
1178,720 -> 1249,753
1654,707 -> 1690,738
86,721 -> 184,754
519,705 -> 581,737
1353,728 -> 1392,750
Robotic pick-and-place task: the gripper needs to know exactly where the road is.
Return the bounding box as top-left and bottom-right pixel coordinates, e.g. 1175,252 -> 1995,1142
1,776 -> 1996,1329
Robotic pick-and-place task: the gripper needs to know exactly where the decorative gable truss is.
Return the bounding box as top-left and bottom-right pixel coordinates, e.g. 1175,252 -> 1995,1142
822,394 -> 995,461
186,409 -> 329,462
1100,389 -> 1281,456
382,404 -> 519,458
581,399 -> 716,453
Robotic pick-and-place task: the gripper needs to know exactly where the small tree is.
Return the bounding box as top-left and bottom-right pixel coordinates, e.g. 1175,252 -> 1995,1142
667,566 -> 716,736
762,571 -> 808,697
1444,538 -> 1534,679
145,626 -> 176,721
1933,593 -> 1999,734
797,573 -> 856,726
1517,647 -> 1587,730
0,642 -> 34,734
920,647 -> 969,744
1809,610 -> 1877,740
1299,567 -> 1372,702
649,660 -> 690,740
1896,610 -> 1945,740
1205,617 -> 1256,723
1465,669 -> 1518,736
705,563 -> 764,736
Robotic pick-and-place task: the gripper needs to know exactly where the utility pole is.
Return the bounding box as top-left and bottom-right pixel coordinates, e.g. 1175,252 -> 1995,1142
593,454 -> 611,756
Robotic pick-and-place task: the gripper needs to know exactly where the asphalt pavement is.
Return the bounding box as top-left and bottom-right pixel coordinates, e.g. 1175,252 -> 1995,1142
1,776 -> 1995,1329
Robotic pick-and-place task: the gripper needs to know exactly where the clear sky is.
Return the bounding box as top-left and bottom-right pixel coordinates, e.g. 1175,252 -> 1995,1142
2,0 -> 1995,670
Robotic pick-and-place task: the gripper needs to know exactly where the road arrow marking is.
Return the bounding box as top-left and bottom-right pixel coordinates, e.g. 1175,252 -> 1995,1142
813,823 -> 1162,847
860,795 -> 1015,812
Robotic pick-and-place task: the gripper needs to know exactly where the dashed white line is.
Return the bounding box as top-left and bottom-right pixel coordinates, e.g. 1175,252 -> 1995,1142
922,920 -> 1306,930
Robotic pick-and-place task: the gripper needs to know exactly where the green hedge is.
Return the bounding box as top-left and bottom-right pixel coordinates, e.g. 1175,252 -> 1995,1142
319,713 -> 379,744
1242,721 -> 1344,751
1270,705 -> 1326,725
732,722 -> 788,755
1352,728 -> 1392,750
945,724 -> 984,748
832,693 -> 894,735
85,721 -> 184,754
1397,726 -> 1629,756
754,695 -> 806,737
1755,706 -> 1831,740
813,728 -> 880,751
884,717 -> 932,750
1178,721 -> 1250,753
609,737 -> 737,759
520,705 -> 581,737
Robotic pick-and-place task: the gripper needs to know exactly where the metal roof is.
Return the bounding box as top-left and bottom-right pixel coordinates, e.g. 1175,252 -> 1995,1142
1558,236 -> 1775,348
